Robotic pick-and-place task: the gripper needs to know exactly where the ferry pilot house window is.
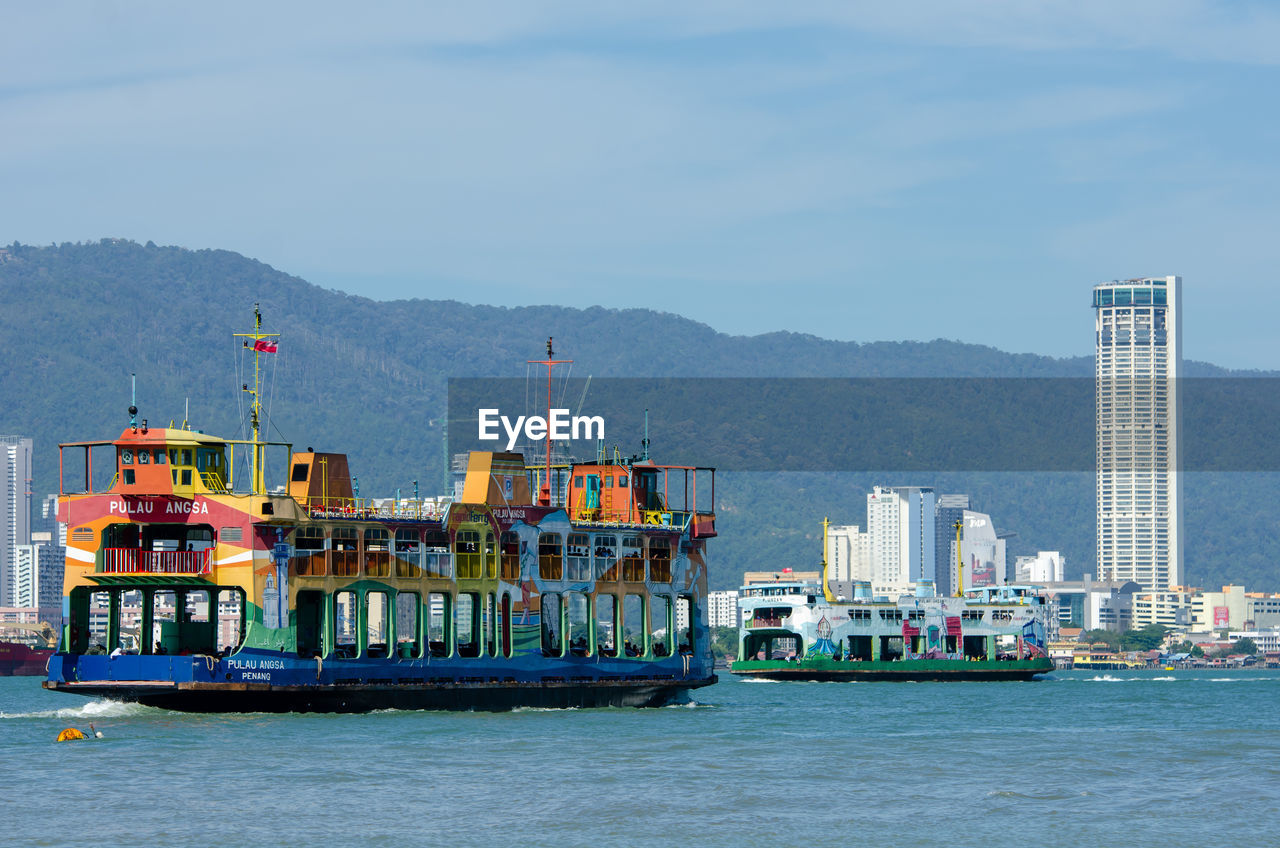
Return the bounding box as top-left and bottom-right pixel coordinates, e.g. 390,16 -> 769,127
292,526 -> 326,576
364,528 -> 390,577
566,533 -> 590,581
594,535 -> 618,581
621,536 -> 644,582
455,530 -> 481,579
539,532 -> 563,580
647,537 -> 671,583
424,530 -> 451,579
500,531 -> 520,580
394,528 -> 421,578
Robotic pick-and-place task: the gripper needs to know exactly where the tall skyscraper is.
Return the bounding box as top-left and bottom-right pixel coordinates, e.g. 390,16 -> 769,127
866,485 -> 936,597
1093,277 -> 1182,591
1,435 -> 34,607
934,493 -> 970,596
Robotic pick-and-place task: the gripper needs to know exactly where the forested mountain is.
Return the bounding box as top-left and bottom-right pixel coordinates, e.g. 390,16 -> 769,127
1,239 -> 1275,590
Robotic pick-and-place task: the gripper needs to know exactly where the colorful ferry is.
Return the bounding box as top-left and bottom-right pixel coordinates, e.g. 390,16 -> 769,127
731,523 -> 1053,682
44,311 -> 718,711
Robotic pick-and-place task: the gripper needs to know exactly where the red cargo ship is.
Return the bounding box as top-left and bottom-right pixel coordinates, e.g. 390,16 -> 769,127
0,642 -> 54,676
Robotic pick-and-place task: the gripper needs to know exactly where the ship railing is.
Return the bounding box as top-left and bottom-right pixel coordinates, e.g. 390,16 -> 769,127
102,548 -> 212,575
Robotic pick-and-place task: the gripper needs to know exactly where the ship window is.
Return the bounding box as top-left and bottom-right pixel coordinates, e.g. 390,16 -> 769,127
650,595 -> 672,657
538,532 -> 563,580
396,592 -> 420,659
150,590 -> 177,654
217,588 -> 245,654
86,590 -> 111,652
181,449 -> 192,465
605,476 -> 612,488
120,448 -> 134,465
484,532 -> 497,579
169,449 -> 178,465
485,592 -> 497,656
424,529 -> 451,578
291,463 -> 309,482
596,594 -> 617,656
574,476 -> 582,488
182,590 -> 215,655
365,528 -> 390,577
567,592 -> 590,656
618,475 -> 627,487
500,531 -> 520,580
293,526 -> 326,576
123,469 -> 135,485
540,593 -> 562,657
623,594 -> 645,657
594,534 -> 618,581
334,590 -> 359,658
677,595 -> 694,654
394,529 -> 421,578
180,469 -> 192,486
455,529 -> 481,579
500,592 -> 513,658
138,450 -> 150,464
647,537 -> 671,583
455,593 -> 480,657
621,536 -> 643,582
296,590 -> 324,658
331,527 -> 358,577
566,533 -> 590,581
427,592 -> 449,656
366,591 -> 389,658
154,449 -> 166,464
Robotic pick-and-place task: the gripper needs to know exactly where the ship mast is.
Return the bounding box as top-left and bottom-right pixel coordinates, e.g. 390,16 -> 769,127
529,337 -> 572,506
233,304 -> 279,495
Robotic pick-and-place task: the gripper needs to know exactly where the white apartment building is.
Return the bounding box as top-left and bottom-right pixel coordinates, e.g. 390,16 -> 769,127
1093,277 -> 1182,591
707,590 -> 741,629
1192,585 -> 1247,630
825,524 -> 870,583
1,436 -> 34,608
866,486 -> 935,597
11,531 -> 64,626
1131,589 -> 1193,629
1015,551 -> 1064,584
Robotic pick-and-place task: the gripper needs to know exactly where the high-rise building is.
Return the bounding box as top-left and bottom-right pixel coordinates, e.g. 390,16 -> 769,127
1093,276 -> 1182,591
11,532 -> 64,627
934,493 -> 970,596
707,590 -> 741,629
866,485 -> 936,597
825,524 -> 870,582
1,436 -> 34,607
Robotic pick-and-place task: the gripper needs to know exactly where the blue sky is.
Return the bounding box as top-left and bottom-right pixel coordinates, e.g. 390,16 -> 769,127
4,2 -> 1279,368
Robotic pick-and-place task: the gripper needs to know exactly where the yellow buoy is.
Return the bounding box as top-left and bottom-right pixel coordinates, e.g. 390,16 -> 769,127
56,727 -> 87,742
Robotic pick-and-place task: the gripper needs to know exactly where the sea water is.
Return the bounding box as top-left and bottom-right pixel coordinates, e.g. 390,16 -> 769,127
2,670 -> 1276,847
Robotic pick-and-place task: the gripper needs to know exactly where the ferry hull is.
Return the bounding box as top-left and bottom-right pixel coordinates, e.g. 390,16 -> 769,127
44,652 -> 716,712
43,675 -> 716,712
731,658 -> 1053,682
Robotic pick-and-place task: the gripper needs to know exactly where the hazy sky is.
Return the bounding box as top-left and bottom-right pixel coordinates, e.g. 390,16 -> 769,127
4,2 -> 1279,368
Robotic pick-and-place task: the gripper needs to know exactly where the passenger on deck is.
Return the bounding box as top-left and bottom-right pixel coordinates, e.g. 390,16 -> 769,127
154,642 -> 168,655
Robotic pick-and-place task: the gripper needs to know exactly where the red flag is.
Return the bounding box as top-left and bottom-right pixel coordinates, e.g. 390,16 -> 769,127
252,339 -> 278,353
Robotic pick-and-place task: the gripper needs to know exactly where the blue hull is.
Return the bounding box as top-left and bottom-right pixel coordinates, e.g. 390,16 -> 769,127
44,649 -> 716,712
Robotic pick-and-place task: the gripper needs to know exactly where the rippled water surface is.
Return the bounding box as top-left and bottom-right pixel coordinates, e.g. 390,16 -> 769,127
2,670 -> 1276,846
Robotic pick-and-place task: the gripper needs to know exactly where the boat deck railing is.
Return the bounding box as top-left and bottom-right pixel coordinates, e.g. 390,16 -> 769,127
102,548 -> 212,575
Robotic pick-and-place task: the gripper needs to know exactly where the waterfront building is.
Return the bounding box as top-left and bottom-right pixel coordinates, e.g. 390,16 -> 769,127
934,494 -> 969,597
941,510 -> 1006,592
1015,551 -> 1064,584
1038,577 -> 1140,633
743,570 -> 820,587
1131,588 -> 1193,629
1245,594 -> 1280,629
824,523 -> 870,591
11,531 -> 64,626
707,590 -> 741,629
1191,585 -> 1247,631
1228,628 -> 1280,654
1,436 -> 34,608
866,486 -> 936,598
1093,276 -> 1182,591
